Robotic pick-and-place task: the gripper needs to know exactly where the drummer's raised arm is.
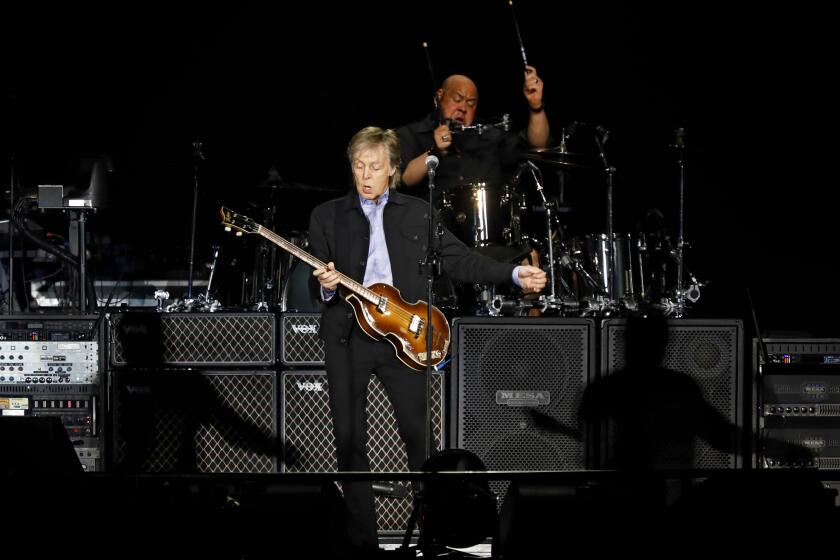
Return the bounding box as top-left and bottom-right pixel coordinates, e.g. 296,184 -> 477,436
524,65 -> 550,149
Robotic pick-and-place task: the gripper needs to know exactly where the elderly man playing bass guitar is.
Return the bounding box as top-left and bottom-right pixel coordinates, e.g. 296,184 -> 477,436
309,126 -> 545,555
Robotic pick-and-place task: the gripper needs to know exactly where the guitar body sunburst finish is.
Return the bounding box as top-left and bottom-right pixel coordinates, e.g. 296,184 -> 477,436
344,283 -> 450,370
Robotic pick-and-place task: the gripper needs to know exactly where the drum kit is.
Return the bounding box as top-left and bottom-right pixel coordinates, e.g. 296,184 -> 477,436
230,130 -> 703,319
430,130 -> 704,319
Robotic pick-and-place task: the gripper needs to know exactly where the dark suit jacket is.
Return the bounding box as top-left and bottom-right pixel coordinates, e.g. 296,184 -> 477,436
308,188 -> 517,344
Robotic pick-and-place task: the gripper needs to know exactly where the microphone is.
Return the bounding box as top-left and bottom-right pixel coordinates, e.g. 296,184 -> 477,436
425,154 -> 439,173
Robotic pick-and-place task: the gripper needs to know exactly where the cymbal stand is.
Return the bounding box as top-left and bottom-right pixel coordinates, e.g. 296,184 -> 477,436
673,128 -> 687,317
187,140 -> 206,300
594,127 -> 618,309
527,161 -> 557,303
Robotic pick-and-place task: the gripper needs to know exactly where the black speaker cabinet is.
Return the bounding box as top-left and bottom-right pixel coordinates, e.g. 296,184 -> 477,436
111,370 -> 277,473
601,318 -> 744,468
280,313 -> 325,366
109,312 -> 276,367
281,370 -> 444,533
452,317 -> 597,474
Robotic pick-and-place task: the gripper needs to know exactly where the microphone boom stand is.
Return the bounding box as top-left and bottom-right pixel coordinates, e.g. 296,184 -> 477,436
403,155 -> 441,553
420,157 -> 440,463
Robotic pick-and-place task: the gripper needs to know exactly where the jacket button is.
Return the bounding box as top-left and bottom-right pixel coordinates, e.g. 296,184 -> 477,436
346,312 -> 353,319
412,235 -> 419,241
340,338 -> 347,344
360,260 -> 366,266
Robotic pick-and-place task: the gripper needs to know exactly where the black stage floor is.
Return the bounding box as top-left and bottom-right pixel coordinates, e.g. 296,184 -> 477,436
4,470 -> 839,559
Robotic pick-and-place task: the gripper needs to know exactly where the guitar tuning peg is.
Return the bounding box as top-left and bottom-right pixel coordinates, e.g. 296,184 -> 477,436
224,226 -> 231,232
236,231 -> 243,237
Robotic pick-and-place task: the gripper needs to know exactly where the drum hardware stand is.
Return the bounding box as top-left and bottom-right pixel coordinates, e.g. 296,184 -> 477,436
673,127 -> 688,317
556,125 -> 573,204
187,139 -> 206,300
166,245 -> 223,313
594,125 -> 620,311
527,161 -> 558,301
206,244 -> 221,302
449,114 -> 511,135
154,290 -> 170,311
251,205 -> 278,310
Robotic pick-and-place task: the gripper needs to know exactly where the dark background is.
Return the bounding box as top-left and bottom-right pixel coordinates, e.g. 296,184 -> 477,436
1,1 -> 837,336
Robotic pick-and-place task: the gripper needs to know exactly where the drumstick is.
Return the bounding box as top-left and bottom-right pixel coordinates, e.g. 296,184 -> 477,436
508,0 -> 529,69
422,42 -> 438,95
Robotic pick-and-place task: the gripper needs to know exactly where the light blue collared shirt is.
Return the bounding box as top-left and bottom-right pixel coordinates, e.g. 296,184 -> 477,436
360,190 -> 393,287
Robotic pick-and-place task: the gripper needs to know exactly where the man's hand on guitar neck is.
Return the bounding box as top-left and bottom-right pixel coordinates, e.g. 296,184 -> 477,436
313,262 -> 341,300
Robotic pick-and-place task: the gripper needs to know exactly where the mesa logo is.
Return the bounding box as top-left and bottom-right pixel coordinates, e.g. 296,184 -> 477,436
495,390 -> 550,407
291,324 -> 318,335
296,381 -> 324,392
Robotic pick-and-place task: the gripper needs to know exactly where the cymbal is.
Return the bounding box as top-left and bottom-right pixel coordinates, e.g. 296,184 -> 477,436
522,147 -> 590,169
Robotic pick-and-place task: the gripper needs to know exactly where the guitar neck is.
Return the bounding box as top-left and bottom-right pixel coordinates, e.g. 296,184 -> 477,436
257,227 -> 379,304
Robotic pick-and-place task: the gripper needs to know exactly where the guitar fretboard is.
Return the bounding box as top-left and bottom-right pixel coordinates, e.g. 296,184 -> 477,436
257,227 -> 380,305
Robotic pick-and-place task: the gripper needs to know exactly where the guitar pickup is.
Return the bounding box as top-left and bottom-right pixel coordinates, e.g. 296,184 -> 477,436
409,315 -> 423,337
377,296 -> 388,313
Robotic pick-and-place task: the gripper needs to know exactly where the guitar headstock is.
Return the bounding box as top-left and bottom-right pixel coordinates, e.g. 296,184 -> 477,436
220,206 -> 261,236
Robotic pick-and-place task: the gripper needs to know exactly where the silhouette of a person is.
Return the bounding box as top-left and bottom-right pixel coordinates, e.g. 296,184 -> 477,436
516,312 -> 824,555
581,312 -> 737,471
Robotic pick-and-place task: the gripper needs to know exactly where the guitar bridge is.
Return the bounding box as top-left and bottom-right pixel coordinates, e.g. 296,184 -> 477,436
377,296 -> 388,313
408,315 -> 424,337
417,350 -> 441,362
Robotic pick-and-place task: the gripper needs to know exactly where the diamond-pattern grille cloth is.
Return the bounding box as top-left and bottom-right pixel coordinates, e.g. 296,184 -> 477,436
113,371 -> 277,473
604,320 -> 742,468
282,371 -> 444,532
110,313 -> 275,366
281,313 -> 325,365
